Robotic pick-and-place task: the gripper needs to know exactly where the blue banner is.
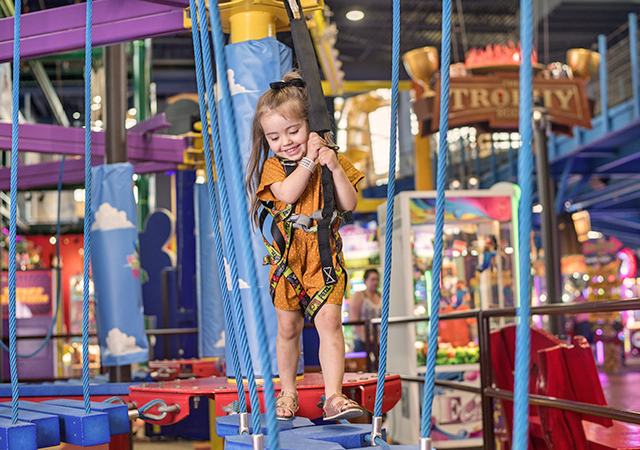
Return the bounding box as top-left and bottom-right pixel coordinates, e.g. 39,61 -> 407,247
90,163 -> 149,367
213,37 -> 303,377
195,184 -> 225,358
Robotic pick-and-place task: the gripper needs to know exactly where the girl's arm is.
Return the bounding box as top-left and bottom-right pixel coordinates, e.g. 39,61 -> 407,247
268,167 -> 313,205
318,147 -> 358,211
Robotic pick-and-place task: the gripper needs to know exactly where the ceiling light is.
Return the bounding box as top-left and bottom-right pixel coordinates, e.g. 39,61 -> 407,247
346,10 -> 364,21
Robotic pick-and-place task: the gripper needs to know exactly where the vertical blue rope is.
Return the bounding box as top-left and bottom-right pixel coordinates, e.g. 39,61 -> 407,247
421,0 -> 452,438
207,1 -> 279,446
82,0 -> 93,415
513,0 -> 534,448
197,0 -> 263,432
187,0 -> 248,414
373,0 -> 400,418
8,0 -> 22,425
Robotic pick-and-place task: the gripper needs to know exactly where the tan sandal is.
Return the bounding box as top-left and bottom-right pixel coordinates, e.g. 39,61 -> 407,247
275,391 -> 299,421
323,393 -> 364,421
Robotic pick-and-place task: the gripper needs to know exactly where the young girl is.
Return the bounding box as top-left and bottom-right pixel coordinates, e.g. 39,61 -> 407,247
246,72 -> 365,421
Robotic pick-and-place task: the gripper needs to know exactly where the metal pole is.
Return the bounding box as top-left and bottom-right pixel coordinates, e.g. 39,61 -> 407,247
478,312 -> 494,450
104,43 -> 131,383
104,44 -> 128,164
533,99 -> 564,336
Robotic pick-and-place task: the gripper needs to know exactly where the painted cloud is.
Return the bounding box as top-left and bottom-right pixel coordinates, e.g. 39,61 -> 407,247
92,203 -> 135,231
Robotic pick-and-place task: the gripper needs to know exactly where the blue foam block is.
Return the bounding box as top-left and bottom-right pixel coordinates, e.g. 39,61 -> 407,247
224,434 -> 345,449
0,405 -> 60,448
0,417 -> 37,450
42,399 -> 130,436
215,413 -> 314,437
3,401 -> 109,446
280,423 -> 386,448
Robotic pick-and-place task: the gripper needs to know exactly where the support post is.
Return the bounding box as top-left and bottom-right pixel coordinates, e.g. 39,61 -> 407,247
105,44 -> 128,165
628,13 -> 640,119
598,34 -> 610,133
533,99 -> 565,337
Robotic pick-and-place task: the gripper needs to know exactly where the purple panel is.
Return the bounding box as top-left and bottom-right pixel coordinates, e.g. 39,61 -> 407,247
139,0 -> 189,6
129,113 -> 171,134
0,0 -> 181,42
0,122 -> 188,161
0,159 -> 178,190
0,10 -> 185,63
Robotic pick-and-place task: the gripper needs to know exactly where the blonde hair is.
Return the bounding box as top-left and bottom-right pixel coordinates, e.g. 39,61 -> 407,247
246,71 -> 308,228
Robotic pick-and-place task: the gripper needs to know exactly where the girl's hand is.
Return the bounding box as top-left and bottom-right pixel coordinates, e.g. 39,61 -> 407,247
318,147 -> 339,171
306,132 -> 325,161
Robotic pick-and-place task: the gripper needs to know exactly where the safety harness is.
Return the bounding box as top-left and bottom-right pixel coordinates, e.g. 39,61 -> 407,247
259,159 -> 353,324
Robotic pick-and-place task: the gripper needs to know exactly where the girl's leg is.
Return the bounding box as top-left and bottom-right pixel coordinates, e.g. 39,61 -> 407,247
313,304 -> 345,397
275,309 -> 304,414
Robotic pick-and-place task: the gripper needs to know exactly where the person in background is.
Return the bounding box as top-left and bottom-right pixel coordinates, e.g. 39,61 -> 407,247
349,269 -> 382,353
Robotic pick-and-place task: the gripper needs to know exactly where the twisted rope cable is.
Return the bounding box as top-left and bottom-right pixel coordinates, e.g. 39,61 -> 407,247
196,0 -> 262,430
187,0 -> 247,413
207,1 -> 280,445
513,0 -> 534,447
373,0 -> 400,418
82,0 -> 93,415
8,0 -> 21,424
421,0 -> 452,438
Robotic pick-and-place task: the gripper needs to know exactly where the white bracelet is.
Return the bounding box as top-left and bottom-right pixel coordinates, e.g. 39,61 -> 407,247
298,157 -> 317,173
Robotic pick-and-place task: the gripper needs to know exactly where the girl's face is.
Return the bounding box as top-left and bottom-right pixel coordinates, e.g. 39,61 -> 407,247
261,112 -> 310,162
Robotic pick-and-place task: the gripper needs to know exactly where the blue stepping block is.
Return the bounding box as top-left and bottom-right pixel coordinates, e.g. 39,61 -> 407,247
0,417 -> 37,450
0,405 -> 60,448
3,401 -> 109,447
42,399 -> 130,436
216,413 -> 313,437
224,434 -> 345,449
280,423 -> 386,448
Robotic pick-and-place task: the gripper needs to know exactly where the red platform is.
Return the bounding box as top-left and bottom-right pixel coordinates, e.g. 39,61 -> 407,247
128,372 -> 401,425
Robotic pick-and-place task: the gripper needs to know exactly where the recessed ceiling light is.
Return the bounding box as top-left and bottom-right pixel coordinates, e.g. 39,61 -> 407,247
346,10 -> 364,21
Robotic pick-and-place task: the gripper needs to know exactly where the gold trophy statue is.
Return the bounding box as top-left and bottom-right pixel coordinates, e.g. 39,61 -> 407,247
402,46 -> 439,97
566,48 -> 601,81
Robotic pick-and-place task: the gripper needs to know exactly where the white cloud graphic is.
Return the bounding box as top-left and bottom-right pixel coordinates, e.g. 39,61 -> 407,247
91,203 -> 135,231
217,69 -> 258,98
224,258 -> 250,290
104,328 -> 144,356
214,331 -> 225,348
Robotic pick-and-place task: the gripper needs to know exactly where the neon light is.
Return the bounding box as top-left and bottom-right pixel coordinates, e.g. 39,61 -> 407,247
596,341 -> 605,365
618,248 -> 637,280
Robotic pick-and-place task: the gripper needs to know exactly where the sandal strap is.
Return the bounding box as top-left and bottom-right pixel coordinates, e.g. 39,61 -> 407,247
325,393 -> 358,413
276,391 -> 299,412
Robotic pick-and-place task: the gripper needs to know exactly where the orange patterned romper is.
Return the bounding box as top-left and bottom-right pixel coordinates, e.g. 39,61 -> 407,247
256,154 -> 364,311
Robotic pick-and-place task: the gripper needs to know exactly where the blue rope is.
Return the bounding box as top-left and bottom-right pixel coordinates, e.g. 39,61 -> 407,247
207,1 -> 280,446
187,0 -> 248,414
8,0 -> 22,425
82,0 -> 93,415
420,0 -> 452,438
373,0 -> 400,419
513,0 -> 534,447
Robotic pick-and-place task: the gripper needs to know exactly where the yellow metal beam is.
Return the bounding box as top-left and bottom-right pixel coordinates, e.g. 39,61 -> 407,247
184,0 -> 323,39
321,80 -> 412,95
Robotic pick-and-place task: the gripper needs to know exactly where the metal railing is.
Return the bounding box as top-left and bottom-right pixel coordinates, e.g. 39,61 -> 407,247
366,297 -> 640,448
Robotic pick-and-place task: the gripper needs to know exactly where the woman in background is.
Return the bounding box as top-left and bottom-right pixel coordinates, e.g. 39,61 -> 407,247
349,269 -> 382,353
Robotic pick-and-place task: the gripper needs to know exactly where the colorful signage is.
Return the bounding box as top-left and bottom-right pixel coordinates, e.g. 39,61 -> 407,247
1,270 -> 53,318
430,75 -> 592,132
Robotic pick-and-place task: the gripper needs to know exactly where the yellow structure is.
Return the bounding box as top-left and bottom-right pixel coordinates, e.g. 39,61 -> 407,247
184,0 -> 323,44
